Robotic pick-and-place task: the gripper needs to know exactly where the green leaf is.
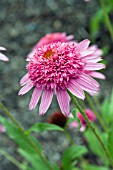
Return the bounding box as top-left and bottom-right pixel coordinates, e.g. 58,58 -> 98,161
84,128 -> 109,165
62,145 -> 88,170
0,116 -> 52,170
107,124 -> 113,160
82,163 -> 110,170
101,89 -> 113,125
26,122 -> 64,134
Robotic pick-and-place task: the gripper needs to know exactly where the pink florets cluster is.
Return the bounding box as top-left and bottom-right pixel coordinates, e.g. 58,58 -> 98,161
27,42 -> 85,90
69,109 -> 96,132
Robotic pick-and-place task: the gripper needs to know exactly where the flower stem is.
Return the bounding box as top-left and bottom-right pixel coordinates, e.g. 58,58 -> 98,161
100,0 -> 113,41
0,102 -> 54,170
68,91 -> 113,167
85,93 -> 108,133
0,149 -> 26,170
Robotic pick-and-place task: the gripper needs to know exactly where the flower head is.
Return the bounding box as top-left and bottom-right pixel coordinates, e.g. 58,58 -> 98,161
48,111 -> 67,128
69,109 -> 96,132
0,46 -> 9,61
19,40 -> 105,116
27,32 -> 74,61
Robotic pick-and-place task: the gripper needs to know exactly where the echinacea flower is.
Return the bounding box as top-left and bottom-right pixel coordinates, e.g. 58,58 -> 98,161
0,46 -> 9,61
48,111 -> 67,128
19,40 -> 105,116
0,124 -> 6,133
27,32 -> 74,61
69,109 -> 96,132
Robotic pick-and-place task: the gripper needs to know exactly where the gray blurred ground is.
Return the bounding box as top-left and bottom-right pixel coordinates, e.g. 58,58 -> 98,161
0,0 -> 113,169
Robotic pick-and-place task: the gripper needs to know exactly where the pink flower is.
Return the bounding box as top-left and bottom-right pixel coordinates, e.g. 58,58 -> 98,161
27,32 -> 74,61
19,40 -> 105,116
69,109 -> 96,132
0,124 -> 6,133
0,46 -> 9,61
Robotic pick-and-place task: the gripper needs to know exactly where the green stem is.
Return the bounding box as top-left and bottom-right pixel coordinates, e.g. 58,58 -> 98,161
100,0 -> 113,41
85,94 -> 108,133
0,102 -> 54,170
0,149 -> 26,170
68,91 -> 113,167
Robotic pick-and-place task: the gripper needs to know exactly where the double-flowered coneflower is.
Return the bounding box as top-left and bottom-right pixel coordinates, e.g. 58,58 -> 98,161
19,39 -> 105,116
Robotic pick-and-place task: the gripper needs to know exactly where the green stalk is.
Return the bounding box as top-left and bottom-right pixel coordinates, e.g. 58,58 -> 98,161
100,0 -> 113,41
0,102 -> 54,170
68,91 -> 113,167
85,93 -> 108,133
0,149 -> 26,170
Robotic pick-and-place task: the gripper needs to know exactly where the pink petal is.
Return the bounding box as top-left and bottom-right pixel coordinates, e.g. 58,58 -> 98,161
67,79 -> 85,100
66,35 -> 75,41
80,73 -> 100,87
0,46 -> 7,51
85,57 -> 102,63
20,73 -> 29,86
75,39 -> 90,53
88,71 -> 105,79
18,81 -> 33,95
29,87 -> 42,110
81,50 -> 95,57
69,121 -> 78,129
84,63 -> 105,71
26,49 -> 36,61
75,74 -> 100,93
80,125 -> 86,132
39,89 -> 53,115
0,53 -> 9,61
56,89 -> 70,116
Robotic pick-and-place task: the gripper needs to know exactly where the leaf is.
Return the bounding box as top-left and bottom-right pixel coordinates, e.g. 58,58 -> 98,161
0,116 -> 52,170
26,122 -> 64,134
101,89 -> 113,125
84,128 -> 109,165
62,145 -> 88,170
107,124 -> 113,160
81,163 -> 110,170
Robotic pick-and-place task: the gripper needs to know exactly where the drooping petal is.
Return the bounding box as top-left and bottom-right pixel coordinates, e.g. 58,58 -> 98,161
18,81 -> 33,95
75,74 -> 100,93
20,73 -> 29,86
85,57 -> 102,63
80,50 -> 95,57
80,72 -> 100,87
39,88 -> 53,115
88,71 -> 105,79
29,87 -> 42,110
0,52 -> 9,61
75,39 -> 90,53
67,79 -> 85,100
56,89 -> 70,116
80,125 -> 86,132
84,63 -> 105,71
0,46 -> 7,51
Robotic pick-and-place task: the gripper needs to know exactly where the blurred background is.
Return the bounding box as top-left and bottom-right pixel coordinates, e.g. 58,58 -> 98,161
0,0 -> 113,169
